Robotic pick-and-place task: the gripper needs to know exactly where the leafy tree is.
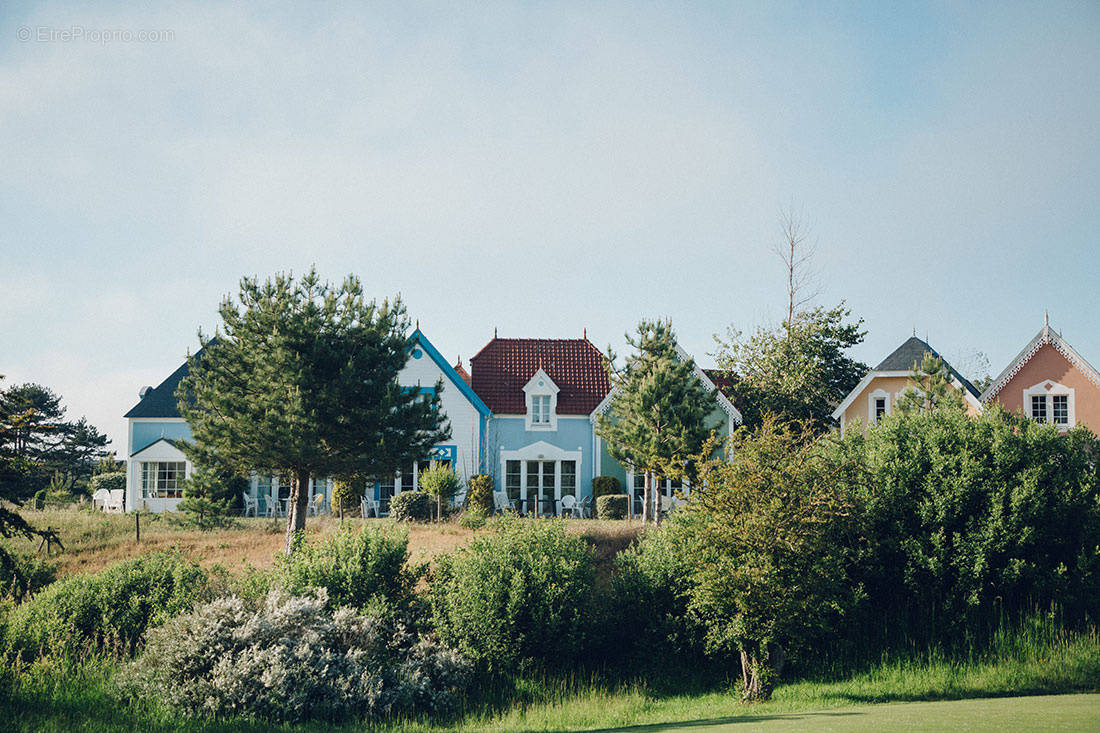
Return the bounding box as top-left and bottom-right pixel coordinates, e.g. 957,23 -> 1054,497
596,319 -> 715,525
895,351 -> 966,415
715,303 -> 866,431
178,269 -> 451,554
419,464 -> 462,522
685,417 -> 861,700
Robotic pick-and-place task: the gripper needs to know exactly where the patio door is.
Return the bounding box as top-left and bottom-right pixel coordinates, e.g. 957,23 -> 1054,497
524,460 -> 556,515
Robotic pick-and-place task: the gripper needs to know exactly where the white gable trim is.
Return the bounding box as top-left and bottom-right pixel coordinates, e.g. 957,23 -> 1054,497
831,371 -> 911,420
982,325 -> 1100,402
523,368 -> 559,431
129,438 -> 187,461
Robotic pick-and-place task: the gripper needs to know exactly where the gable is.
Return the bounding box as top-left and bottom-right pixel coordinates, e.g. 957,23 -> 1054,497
404,329 -> 490,417
991,342 -> 1100,413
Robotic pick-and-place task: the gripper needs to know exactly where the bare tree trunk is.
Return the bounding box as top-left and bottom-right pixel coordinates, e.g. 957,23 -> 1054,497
284,469 -> 310,555
654,481 -> 662,527
739,642 -> 785,702
641,471 -> 651,524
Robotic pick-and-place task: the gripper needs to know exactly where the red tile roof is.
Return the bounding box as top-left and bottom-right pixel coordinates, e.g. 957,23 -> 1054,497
453,361 -> 471,386
470,338 -> 611,415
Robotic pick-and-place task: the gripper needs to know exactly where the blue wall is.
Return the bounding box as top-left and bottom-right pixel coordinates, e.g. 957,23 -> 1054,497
131,421 -> 193,455
490,416 -> 597,498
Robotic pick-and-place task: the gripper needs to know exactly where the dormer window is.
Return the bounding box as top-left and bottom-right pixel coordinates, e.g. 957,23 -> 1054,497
523,368 -> 559,431
532,395 -> 551,424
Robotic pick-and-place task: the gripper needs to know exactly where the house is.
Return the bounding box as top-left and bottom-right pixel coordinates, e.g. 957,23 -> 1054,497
464,335 -> 740,515
124,329 -> 483,514
124,327 -> 738,515
981,319 -> 1100,433
832,336 -> 982,436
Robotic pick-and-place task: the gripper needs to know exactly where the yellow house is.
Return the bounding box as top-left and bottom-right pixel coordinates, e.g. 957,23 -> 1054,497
832,337 -> 983,436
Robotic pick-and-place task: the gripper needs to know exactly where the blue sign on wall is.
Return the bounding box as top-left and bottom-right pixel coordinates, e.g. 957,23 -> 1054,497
429,445 -> 457,461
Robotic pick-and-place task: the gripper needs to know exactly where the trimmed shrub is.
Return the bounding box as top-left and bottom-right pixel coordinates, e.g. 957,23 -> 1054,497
89,472 -> 125,494
3,552 -> 211,659
597,494 -> 628,520
592,475 -> 621,499
466,474 -> 494,514
275,524 -> 417,614
391,491 -> 431,522
117,588 -> 470,723
331,478 -> 360,517
429,518 -> 596,672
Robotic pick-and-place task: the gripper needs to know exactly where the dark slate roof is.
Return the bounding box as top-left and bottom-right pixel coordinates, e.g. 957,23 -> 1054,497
874,337 -> 981,399
469,338 -> 610,414
124,345 -> 208,419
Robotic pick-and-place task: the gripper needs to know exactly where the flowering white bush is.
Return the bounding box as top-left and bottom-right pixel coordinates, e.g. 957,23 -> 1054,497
118,588 -> 470,723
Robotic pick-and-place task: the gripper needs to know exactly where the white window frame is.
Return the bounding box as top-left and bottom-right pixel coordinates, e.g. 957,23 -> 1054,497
868,388 -> 892,424
522,368 -> 560,431
1023,380 -> 1075,430
499,441 -> 583,513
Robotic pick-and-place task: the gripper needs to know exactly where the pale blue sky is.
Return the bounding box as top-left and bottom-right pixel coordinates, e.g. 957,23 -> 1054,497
2,2 -> 1098,451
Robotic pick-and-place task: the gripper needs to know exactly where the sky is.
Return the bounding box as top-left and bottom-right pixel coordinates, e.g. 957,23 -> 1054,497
1,1 -> 1098,453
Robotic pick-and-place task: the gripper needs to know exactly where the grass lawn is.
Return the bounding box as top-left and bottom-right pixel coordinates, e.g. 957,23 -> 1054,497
2,507 -> 642,577
628,694 -> 1100,731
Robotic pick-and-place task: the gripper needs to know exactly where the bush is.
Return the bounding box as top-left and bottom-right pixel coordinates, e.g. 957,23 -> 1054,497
592,475 -> 621,499
331,478 -> 360,517
275,524 -> 417,615
177,463 -> 246,529
391,491 -> 431,522
117,588 -> 470,723
597,494 -> 628,520
459,506 -> 487,529
0,551 -> 57,601
466,474 -> 494,514
429,518 -> 596,672
2,552 -> 212,659
833,407 -> 1100,648
89,473 -> 125,494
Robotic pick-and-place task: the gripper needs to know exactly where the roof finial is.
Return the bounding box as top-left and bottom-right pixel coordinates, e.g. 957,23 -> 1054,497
456,355 -> 462,367
415,319 -> 419,330
583,327 -> 587,339
912,326 -> 916,337
494,327 -> 498,339
1044,310 -> 1049,328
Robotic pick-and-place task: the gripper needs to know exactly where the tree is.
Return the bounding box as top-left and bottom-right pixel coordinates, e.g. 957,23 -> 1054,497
178,269 -> 451,554
0,382 -> 109,498
895,352 -> 966,416
419,464 -> 462,522
685,417 -> 861,700
177,460 -> 245,530
596,319 -> 715,525
716,303 -> 867,431
0,376 -> 61,586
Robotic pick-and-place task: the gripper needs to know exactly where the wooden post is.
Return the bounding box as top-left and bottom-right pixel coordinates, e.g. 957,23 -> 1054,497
135,512 -> 140,543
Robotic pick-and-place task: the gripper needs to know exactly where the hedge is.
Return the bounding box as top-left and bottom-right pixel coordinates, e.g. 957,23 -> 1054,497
597,494 -> 628,520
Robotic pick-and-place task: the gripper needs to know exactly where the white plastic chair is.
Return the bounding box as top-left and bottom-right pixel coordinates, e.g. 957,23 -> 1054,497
361,495 -> 380,518
105,490 -> 125,513
493,491 -> 516,514
308,493 -> 325,516
577,495 -> 591,519
242,492 -> 258,517
560,494 -> 578,518
92,488 -> 110,512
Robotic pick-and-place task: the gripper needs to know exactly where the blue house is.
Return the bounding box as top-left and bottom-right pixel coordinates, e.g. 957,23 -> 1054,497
123,329 -> 738,516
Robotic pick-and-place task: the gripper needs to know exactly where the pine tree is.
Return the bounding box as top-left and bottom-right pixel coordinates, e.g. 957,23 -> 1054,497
177,269 -> 451,554
177,460 -> 246,530
895,352 -> 966,415
596,319 -> 715,525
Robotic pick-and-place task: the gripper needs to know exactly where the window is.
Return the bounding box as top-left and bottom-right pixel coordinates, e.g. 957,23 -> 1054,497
532,395 -> 551,424
874,397 -> 887,422
1031,395 -> 1047,423
561,461 -> 576,494
1053,394 -> 1069,425
505,460 -> 521,500
141,461 -> 186,499
400,469 -> 414,494
380,474 -> 396,501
